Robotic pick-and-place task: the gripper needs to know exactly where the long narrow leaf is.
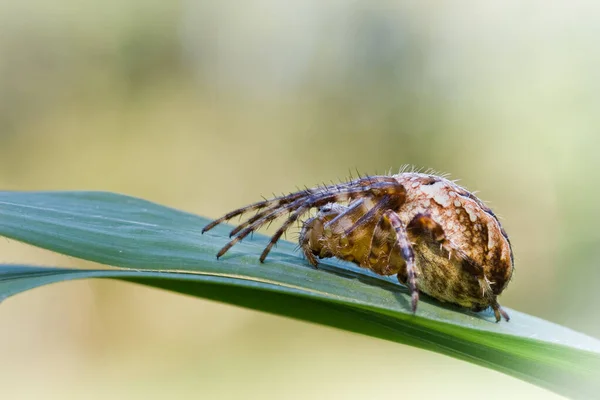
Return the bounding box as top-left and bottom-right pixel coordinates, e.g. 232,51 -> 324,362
0,191 -> 598,399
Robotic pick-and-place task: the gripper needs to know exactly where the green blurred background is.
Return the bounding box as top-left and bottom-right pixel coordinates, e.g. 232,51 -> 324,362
1,1 -> 598,399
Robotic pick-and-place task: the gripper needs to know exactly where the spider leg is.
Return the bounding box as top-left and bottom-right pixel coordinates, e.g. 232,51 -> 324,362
364,213 -> 392,271
342,195 -> 401,237
218,177 -> 404,256
258,204 -> 312,262
215,178 -> 406,260
492,302 -> 510,322
257,189 -> 383,263
205,176 -> 369,234
299,219 -> 321,267
323,198 -> 366,233
220,176 -> 400,238
216,194 -> 349,260
227,187 -> 349,238
202,190 -> 307,233
384,210 -> 419,313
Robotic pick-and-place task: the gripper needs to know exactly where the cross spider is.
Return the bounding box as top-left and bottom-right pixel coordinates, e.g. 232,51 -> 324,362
202,171 -> 514,322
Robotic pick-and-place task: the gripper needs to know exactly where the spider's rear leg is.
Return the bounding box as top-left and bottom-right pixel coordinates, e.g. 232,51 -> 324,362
492,302 -> 510,322
384,210 -> 419,313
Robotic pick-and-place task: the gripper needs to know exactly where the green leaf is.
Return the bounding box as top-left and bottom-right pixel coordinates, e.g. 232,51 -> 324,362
0,191 -> 598,399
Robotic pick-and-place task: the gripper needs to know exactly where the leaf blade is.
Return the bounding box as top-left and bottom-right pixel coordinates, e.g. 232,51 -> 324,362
0,191 -> 599,399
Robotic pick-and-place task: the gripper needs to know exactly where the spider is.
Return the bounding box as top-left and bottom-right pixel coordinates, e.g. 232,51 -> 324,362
202,171 -> 514,322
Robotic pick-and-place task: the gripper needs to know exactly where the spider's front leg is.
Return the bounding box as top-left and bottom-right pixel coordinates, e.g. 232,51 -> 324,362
383,210 -> 419,313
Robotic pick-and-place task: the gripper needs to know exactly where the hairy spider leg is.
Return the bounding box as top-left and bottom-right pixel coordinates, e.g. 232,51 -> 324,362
299,215 -> 326,267
202,191 -> 306,233
227,176 -> 402,238
322,198 -> 366,233
300,196 -> 401,272
216,186 -> 377,259
257,182 -> 404,262
342,195 -> 402,237
203,175 -> 401,236
227,182 -> 358,237
364,213 -> 396,273
214,179 -> 405,260
384,210 -> 419,313
492,301 -> 510,322
203,178 -> 367,234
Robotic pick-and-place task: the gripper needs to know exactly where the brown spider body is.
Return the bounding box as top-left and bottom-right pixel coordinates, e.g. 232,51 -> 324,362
203,172 -> 513,322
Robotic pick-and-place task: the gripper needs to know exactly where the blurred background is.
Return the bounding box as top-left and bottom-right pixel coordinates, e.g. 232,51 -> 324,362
0,1 -> 598,399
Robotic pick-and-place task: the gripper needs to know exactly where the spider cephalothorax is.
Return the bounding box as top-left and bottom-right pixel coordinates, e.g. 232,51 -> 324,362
202,171 -> 514,322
